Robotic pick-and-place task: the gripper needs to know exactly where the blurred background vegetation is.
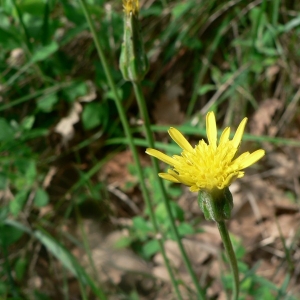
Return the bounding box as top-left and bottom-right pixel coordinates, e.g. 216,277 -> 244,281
1,0 -> 300,299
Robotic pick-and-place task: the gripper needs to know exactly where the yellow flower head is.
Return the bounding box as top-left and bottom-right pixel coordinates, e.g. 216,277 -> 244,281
146,112 -> 265,192
123,0 -> 139,16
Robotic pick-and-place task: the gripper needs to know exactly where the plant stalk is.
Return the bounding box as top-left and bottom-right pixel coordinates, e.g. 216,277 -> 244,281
216,221 -> 239,300
79,1 -> 182,299
133,82 -> 206,299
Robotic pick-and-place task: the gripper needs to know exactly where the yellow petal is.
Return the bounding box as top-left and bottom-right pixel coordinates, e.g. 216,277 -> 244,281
168,127 -> 194,152
237,171 -> 244,178
168,169 -> 194,186
232,151 -> 250,165
190,185 -> 200,192
146,148 -> 178,166
221,173 -> 238,188
239,149 -> 265,169
158,172 -> 179,183
232,117 -> 247,148
206,111 -> 217,148
219,127 -> 230,145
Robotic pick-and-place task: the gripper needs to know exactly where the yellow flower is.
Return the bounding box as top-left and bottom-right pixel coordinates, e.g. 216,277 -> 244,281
123,0 -> 139,16
146,112 -> 265,192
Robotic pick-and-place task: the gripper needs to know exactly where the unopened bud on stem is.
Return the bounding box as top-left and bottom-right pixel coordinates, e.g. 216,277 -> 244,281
120,0 -> 149,82
197,187 -> 233,222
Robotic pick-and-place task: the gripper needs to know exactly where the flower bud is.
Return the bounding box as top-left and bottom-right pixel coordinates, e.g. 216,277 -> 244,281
197,188 -> 233,222
119,0 -> 149,82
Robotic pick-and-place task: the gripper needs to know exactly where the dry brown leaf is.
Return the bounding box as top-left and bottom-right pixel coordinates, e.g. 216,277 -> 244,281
79,223 -> 151,285
153,73 -> 185,125
55,102 -> 82,144
100,150 -> 135,188
249,98 -> 282,135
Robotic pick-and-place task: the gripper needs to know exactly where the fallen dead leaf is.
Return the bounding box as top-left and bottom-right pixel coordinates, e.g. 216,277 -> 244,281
55,102 -> 82,144
153,73 -> 185,125
249,98 -> 282,135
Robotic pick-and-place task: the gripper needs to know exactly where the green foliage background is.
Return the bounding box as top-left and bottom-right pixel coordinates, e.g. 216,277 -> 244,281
1,0 -> 300,299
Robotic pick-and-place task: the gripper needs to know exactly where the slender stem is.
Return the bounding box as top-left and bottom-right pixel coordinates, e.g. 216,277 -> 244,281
79,1 -> 182,299
133,82 -> 206,299
216,221 -> 239,300
271,0 -> 280,26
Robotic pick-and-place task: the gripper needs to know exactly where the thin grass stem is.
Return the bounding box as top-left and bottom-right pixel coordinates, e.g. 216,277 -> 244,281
216,221 -> 239,300
78,1 -> 182,299
132,82 -> 206,299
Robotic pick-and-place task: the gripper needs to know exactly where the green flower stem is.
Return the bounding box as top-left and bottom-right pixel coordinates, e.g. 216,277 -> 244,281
132,82 -> 206,300
216,221 -> 239,300
79,1 -> 182,299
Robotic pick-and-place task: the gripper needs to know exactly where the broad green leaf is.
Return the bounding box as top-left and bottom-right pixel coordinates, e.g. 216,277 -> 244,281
82,102 -> 102,130
15,257 -> 28,281
34,188 -> 49,207
0,118 -> 14,141
177,222 -> 194,236
198,84 -> 216,96
114,236 -> 132,249
30,42 -> 59,63
0,281 -> 7,296
9,190 -> 28,216
37,93 -> 58,112
0,223 -> 24,246
0,172 -> 7,190
62,81 -> 87,102
0,27 -> 19,48
132,216 -> 153,236
155,201 -> 184,223
171,2 -> 193,19
16,0 -> 45,16
21,115 -> 35,130
142,239 -> 160,259
15,160 -> 37,189
33,229 -> 106,299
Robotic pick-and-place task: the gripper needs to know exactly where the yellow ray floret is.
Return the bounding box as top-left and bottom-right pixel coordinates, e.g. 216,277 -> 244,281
123,0 -> 139,15
146,111 -> 265,192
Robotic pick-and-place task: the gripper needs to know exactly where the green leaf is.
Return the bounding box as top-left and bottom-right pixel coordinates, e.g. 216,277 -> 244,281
33,229 -> 106,299
34,229 -> 77,276
132,216 -> 153,236
61,1 -> 85,26
9,190 -> 28,216
30,41 -> 59,63
282,16 -> 300,33
34,188 -> 49,207
114,236 -> 133,249
62,81 -> 87,102
82,102 -> 102,130
0,27 -> 19,48
16,0 -> 46,16
140,6 -> 162,17
155,201 -> 184,223
0,223 -> 24,247
177,222 -> 194,236
15,257 -> 28,281
142,239 -> 160,259
166,183 -> 182,197
171,2 -> 193,19
0,281 -> 8,296
198,84 -> 216,96
33,291 -> 51,300
0,118 -> 14,141
21,116 -> 35,130
15,160 -> 37,189
37,93 -> 58,112
0,172 -> 8,190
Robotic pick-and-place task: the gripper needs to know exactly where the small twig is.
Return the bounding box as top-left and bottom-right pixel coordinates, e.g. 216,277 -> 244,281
108,184 -> 140,214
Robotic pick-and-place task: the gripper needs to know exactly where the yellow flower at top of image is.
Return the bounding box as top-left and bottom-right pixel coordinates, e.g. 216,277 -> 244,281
146,112 -> 265,192
123,0 -> 139,16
